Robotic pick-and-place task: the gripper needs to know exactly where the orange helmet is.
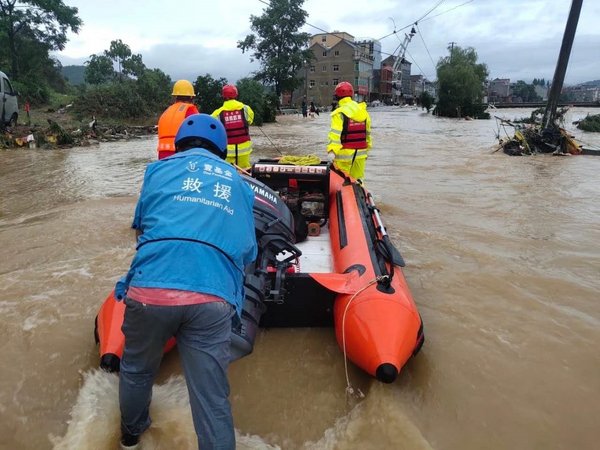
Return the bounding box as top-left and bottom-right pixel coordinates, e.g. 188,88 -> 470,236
222,84 -> 238,99
334,81 -> 353,98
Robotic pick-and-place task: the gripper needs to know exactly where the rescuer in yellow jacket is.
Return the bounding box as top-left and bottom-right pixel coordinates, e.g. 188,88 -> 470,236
211,84 -> 255,169
157,80 -> 199,160
327,81 -> 372,180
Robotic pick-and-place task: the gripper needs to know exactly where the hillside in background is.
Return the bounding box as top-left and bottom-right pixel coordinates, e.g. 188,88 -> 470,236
580,80 -> 600,87
61,65 -> 86,85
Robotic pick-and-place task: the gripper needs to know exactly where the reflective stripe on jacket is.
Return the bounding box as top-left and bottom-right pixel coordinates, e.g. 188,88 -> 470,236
327,97 -> 372,162
157,102 -> 199,156
212,100 -> 255,159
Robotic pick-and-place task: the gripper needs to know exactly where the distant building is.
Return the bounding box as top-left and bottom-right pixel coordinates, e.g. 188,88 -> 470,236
411,75 -> 425,98
534,84 -> 548,101
381,55 -> 412,104
488,78 -> 511,103
424,80 -> 437,99
378,65 -> 394,103
291,32 -> 383,107
562,84 -> 600,102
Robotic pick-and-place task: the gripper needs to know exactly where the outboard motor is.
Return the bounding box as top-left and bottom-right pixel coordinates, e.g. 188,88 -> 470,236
230,175 -> 301,360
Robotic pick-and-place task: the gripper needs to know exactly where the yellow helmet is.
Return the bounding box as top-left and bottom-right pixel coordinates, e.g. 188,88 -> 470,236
172,80 -> 195,97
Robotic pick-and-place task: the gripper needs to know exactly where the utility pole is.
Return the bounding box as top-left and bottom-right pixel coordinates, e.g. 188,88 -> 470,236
448,41 -> 456,63
542,0 -> 583,130
392,26 -> 416,104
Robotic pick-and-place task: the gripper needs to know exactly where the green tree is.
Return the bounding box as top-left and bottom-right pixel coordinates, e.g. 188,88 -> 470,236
136,68 -> 171,112
0,0 -> 81,78
237,77 -> 269,126
512,80 -> 541,102
435,45 -> 489,118
105,39 -> 131,81
193,74 -> 227,114
237,0 -> 312,99
85,54 -> 113,84
420,91 -> 434,113
123,53 -> 146,79
77,42 -> 171,120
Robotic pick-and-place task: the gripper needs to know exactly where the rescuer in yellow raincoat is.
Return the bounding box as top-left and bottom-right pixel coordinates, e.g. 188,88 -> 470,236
211,84 -> 255,169
327,81 -> 372,181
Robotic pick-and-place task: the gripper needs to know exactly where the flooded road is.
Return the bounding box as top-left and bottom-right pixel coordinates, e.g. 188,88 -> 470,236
1,107 -> 599,449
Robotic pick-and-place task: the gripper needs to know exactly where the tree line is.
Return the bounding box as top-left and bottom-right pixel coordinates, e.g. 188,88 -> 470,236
0,0 -> 559,125
0,0 -> 313,124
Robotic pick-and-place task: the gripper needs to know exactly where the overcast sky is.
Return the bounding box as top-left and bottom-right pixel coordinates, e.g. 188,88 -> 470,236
54,0 -> 599,85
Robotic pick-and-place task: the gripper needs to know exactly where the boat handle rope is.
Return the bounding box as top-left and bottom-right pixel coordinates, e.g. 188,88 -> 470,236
341,275 -> 390,400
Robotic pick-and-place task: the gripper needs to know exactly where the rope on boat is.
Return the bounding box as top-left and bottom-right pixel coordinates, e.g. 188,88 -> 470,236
233,163 -> 251,176
278,154 -> 322,165
341,275 -> 390,399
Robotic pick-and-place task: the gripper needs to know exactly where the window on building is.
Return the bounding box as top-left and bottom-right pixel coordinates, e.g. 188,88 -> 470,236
333,65 -> 339,72
321,36 -> 326,42
310,65 -> 315,72
334,50 -> 339,56
309,80 -> 315,88
354,61 -> 359,71
333,78 -> 339,85
323,51 -> 327,57
322,65 -> 327,72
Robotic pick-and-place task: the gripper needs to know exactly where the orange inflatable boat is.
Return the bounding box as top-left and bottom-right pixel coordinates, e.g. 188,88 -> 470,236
95,160 -> 424,382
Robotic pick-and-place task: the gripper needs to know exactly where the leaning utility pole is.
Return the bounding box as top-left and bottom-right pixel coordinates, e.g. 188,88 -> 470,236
391,26 -> 416,104
542,0 -> 583,130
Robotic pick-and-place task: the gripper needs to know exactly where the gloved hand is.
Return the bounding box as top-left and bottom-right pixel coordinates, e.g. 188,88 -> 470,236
327,152 -> 335,163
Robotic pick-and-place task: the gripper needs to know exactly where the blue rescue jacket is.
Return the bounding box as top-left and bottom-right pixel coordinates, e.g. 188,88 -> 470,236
115,148 -> 257,318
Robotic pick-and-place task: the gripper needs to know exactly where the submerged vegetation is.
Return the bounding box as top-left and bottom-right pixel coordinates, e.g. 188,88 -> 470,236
576,114 -> 600,132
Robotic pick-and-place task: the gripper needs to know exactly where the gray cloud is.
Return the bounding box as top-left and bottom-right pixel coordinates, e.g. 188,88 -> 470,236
56,0 -> 599,86
56,43 -> 261,84
141,44 -> 260,83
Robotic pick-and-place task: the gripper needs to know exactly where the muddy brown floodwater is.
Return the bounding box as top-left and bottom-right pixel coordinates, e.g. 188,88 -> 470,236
1,107 -> 599,450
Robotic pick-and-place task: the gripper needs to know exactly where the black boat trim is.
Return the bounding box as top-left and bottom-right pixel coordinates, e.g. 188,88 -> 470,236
336,190 -> 348,249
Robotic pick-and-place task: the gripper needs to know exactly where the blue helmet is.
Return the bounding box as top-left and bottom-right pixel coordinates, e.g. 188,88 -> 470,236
174,113 -> 228,159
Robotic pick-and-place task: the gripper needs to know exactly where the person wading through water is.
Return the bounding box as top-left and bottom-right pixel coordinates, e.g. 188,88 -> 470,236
115,114 -> 257,450
327,81 -> 372,182
211,84 -> 255,170
156,79 -> 199,160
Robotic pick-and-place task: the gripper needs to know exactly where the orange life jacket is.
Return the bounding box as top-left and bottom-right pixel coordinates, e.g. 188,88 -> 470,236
340,115 -> 368,149
219,109 -> 250,145
157,102 -> 198,156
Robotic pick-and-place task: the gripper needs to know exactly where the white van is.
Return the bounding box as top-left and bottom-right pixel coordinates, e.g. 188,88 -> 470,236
0,70 -> 19,126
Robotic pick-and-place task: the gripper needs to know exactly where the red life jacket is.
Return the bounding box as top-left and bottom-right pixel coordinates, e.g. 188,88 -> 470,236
341,115 -> 368,149
219,109 -> 250,145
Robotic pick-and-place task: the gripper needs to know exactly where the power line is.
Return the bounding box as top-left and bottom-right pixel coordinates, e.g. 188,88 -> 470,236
415,23 -> 437,73
420,0 -> 475,23
416,0 -> 447,23
252,0 -> 471,78
405,49 -> 430,80
377,0 -> 446,41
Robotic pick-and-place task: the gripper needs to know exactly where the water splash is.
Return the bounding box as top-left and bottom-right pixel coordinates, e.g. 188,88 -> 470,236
50,369 -> 280,449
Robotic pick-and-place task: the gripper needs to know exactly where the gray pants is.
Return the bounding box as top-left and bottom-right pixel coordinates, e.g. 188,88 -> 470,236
119,298 -> 235,450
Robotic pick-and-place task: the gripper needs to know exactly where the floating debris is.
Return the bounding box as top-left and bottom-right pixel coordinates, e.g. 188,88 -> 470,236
495,108 -> 582,156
